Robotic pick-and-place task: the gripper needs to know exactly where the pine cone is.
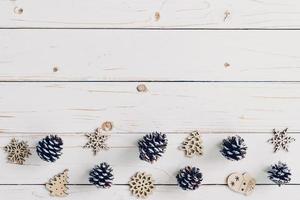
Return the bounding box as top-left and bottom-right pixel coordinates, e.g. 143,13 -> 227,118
268,161 -> 291,186
176,166 -> 203,190
220,135 -> 247,161
138,132 -> 168,163
89,162 -> 114,188
36,135 -> 63,162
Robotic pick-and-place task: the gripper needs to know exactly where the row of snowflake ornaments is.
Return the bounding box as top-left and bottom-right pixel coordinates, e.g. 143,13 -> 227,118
4,127 -> 295,198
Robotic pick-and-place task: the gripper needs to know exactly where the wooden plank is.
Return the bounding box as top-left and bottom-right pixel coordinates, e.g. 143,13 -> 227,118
1,0 -> 300,28
0,82 -> 299,132
0,133 -> 299,184
0,185 -> 297,200
1,30 -> 300,81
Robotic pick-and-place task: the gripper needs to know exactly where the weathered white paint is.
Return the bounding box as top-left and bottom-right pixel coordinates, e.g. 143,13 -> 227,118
1,1 -> 300,198
1,0 -> 300,28
0,185 -> 297,200
0,82 -> 299,133
1,30 -> 300,81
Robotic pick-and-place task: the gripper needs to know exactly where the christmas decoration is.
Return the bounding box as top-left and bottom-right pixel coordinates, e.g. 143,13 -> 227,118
268,161 -> 291,186
84,128 -> 109,155
46,169 -> 69,197
179,131 -> 203,157
36,135 -> 63,162
129,172 -> 155,198
138,132 -> 168,163
89,162 -> 114,188
268,128 -> 295,153
220,135 -> 247,161
4,138 -> 31,165
227,172 -> 256,196
176,166 -> 203,190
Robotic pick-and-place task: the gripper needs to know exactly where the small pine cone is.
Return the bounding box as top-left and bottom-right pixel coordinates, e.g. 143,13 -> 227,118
89,162 -> 114,188
176,166 -> 203,190
220,135 -> 247,161
138,132 -> 168,163
268,161 -> 291,186
36,135 -> 63,162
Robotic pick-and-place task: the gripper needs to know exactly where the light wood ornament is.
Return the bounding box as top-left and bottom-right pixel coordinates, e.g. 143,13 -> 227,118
227,172 -> 256,196
46,169 -> 69,197
179,131 -> 203,157
129,172 -> 155,199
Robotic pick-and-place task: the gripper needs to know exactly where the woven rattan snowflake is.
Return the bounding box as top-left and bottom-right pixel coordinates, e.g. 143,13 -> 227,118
268,128 -> 295,153
179,131 -> 203,157
84,128 -> 109,155
129,172 -> 155,198
4,138 -> 31,165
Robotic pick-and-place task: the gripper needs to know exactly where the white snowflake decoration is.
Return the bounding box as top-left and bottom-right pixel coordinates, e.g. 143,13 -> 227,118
84,128 -> 110,155
268,128 -> 295,153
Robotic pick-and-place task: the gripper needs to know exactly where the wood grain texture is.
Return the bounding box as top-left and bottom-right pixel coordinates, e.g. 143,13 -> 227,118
0,82 -> 299,132
0,133 -> 298,184
2,0 -> 300,197
1,30 -> 300,81
0,185 -> 297,200
1,0 -> 300,28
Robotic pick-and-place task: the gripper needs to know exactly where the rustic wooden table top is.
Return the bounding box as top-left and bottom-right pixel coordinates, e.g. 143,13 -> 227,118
0,0 -> 299,199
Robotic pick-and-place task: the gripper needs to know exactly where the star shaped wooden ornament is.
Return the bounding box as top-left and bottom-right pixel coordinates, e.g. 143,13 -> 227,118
4,138 -> 31,165
268,128 -> 295,153
84,128 -> 110,155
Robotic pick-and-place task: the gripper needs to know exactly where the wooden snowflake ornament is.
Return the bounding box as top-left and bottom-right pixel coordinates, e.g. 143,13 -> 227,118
268,128 -> 295,153
46,169 -> 69,197
4,138 -> 31,165
129,172 -> 155,198
84,128 -> 110,155
179,131 -> 203,157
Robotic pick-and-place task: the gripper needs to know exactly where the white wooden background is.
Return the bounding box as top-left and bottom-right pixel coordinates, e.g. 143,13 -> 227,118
1,0 -> 300,199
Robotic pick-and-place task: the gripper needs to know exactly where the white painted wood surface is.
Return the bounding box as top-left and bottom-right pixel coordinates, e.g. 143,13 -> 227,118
1,30 -> 300,81
0,83 -> 299,132
1,1 -> 300,199
0,185 -> 298,200
1,0 -> 300,28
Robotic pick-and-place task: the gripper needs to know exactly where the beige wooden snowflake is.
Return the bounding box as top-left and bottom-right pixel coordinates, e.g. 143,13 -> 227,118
179,131 -> 203,157
4,138 -> 31,165
46,169 -> 69,197
84,128 -> 110,155
268,128 -> 295,152
129,172 -> 155,198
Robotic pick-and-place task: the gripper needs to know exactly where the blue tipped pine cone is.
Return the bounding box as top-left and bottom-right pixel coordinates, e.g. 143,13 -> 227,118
220,135 -> 247,161
36,135 -> 63,162
268,161 -> 291,186
176,166 -> 203,190
138,132 -> 168,163
89,162 -> 114,188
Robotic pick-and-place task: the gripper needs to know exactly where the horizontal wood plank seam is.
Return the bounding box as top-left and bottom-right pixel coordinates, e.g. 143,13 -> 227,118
2,28 -> 300,31
0,184 -> 299,186
0,132 -> 299,135
2,80 -> 300,82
